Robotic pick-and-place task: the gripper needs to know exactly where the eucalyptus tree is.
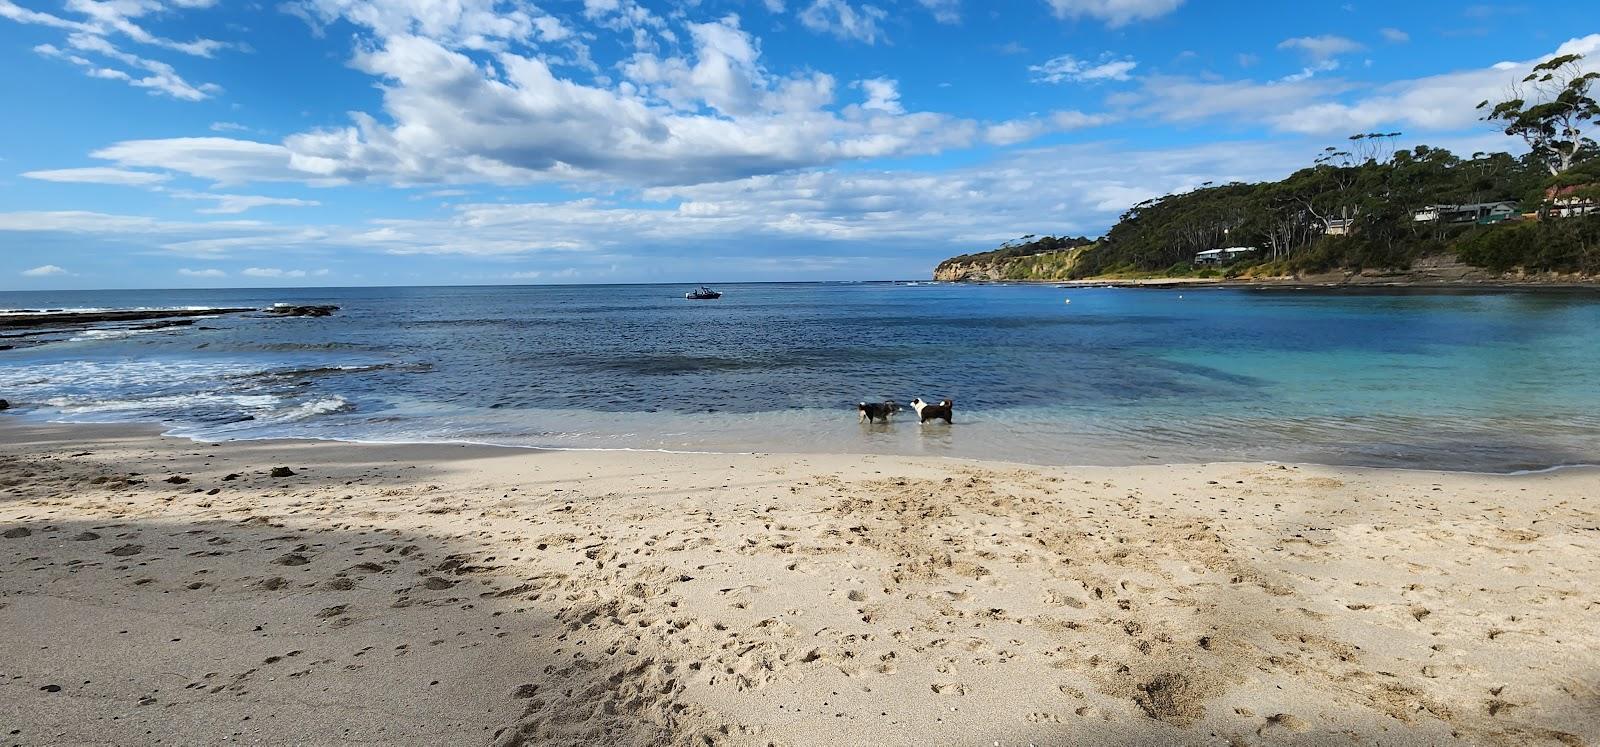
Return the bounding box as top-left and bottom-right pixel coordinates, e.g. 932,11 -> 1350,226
1478,53 -> 1599,176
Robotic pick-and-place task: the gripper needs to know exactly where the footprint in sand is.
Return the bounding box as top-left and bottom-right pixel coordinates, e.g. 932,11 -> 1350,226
1258,713 -> 1311,735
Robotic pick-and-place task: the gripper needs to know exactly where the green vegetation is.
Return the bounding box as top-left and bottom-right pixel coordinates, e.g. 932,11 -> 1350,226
940,54 -> 1600,282
1456,214 -> 1600,274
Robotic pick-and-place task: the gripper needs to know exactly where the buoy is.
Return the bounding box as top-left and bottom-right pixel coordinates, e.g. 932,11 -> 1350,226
1064,298 -> 1071,304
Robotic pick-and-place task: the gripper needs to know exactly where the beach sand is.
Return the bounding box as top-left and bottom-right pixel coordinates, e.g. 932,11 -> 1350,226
1,420 -> 1596,746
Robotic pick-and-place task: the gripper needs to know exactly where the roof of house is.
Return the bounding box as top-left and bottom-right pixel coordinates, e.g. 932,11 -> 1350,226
1419,201 -> 1518,211
1547,184 -> 1599,199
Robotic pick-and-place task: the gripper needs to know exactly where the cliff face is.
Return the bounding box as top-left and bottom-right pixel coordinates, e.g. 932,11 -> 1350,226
933,246 -> 1091,282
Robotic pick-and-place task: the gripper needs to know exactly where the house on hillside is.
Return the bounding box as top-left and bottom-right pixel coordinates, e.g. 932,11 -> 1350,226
1411,202 -> 1520,225
1324,218 -> 1356,236
1546,184 -> 1599,218
1194,247 -> 1258,265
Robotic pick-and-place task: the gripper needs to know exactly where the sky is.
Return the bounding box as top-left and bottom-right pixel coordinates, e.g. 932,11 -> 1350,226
0,0 -> 1596,289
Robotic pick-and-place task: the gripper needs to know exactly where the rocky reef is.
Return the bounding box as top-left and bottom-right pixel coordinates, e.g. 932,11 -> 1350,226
262,304 -> 340,318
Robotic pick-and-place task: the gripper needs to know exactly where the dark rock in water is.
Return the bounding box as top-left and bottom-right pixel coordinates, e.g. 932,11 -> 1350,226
262,305 -> 339,318
3,527 -> 31,538
270,467 -> 296,477
107,544 -> 144,556
0,308 -> 254,331
0,399 -> 9,410
131,319 -> 196,331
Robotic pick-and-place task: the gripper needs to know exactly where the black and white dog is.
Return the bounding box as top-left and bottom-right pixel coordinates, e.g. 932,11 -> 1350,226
858,400 -> 901,423
909,398 -> 954,424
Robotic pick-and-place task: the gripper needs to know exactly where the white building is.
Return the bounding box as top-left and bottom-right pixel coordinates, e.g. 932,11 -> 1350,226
1324,218 -> 1356,236
1194,247 -> 1257,265
1412,202 -> 1520,224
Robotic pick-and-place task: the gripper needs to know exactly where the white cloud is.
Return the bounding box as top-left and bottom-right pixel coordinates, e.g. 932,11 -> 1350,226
1278,35 -> 1364,62
21,264 -> 67,277
798,0 -> 886,44
241,267 -> 309,278
1281,59 -> 1340,83
1380,27 -> 1410,44
1043,0 -> 1184,27
984,110 -> 1115,145
92,138 -> 308,185
983,119 -> 1052,147
1,0 -> 227,56
856,78 -> 902,114
1091,34 -> 1600,138
174,192 -> 322,214
1270,34 -> 1600,135
1112,73 -> 1344,126
621,14 -> 828,117
6,1 -> 229,99
1030,53 -> 1138,84
286,0 -> 573,49
32,33 -> 221,100
209,121 -> 251,133
22,167 -> 170,186
916,0 -> 960,24
79,16 -> 1041,188
0,139 -> 1327,263
178,267 -> 226,277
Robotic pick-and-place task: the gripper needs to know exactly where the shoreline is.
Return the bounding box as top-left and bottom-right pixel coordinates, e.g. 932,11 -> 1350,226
11,411 -> 1600,477
2,419 -> 1597,745
949,276 -> 1600,290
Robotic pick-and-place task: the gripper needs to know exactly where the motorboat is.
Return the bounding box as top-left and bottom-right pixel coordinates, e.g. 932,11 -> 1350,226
685,286 -> 722,300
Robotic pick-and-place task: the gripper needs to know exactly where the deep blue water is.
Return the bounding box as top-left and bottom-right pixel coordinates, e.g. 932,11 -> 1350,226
3,282 -> 1599,471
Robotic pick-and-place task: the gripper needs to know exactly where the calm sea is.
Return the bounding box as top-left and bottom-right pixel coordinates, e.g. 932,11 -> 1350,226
3,282 -> 1599,472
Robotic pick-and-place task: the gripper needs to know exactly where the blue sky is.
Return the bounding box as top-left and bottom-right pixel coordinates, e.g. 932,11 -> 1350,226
0,0 -> 1595,289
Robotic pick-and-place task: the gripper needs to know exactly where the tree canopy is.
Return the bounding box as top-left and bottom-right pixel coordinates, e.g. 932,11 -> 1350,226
1478,53 -> 1600,175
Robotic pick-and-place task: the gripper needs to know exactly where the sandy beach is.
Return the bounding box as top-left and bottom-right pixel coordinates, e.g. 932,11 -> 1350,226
1,420 -> 1596,746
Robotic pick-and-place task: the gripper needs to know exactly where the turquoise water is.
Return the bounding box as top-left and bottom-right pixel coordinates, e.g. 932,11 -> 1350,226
2,283 -> 1598,471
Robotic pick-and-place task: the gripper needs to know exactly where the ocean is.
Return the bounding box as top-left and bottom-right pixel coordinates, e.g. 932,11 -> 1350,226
3,282 -> 1599,472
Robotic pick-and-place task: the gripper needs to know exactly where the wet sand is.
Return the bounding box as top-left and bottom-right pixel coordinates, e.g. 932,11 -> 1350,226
1,421 -> 1596,745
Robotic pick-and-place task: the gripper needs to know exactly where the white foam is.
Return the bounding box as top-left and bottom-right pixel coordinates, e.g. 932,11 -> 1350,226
42,393 -> 281,415
68,328 -> 157,342
0,305 -> 225,317
266,396 -> 355,421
